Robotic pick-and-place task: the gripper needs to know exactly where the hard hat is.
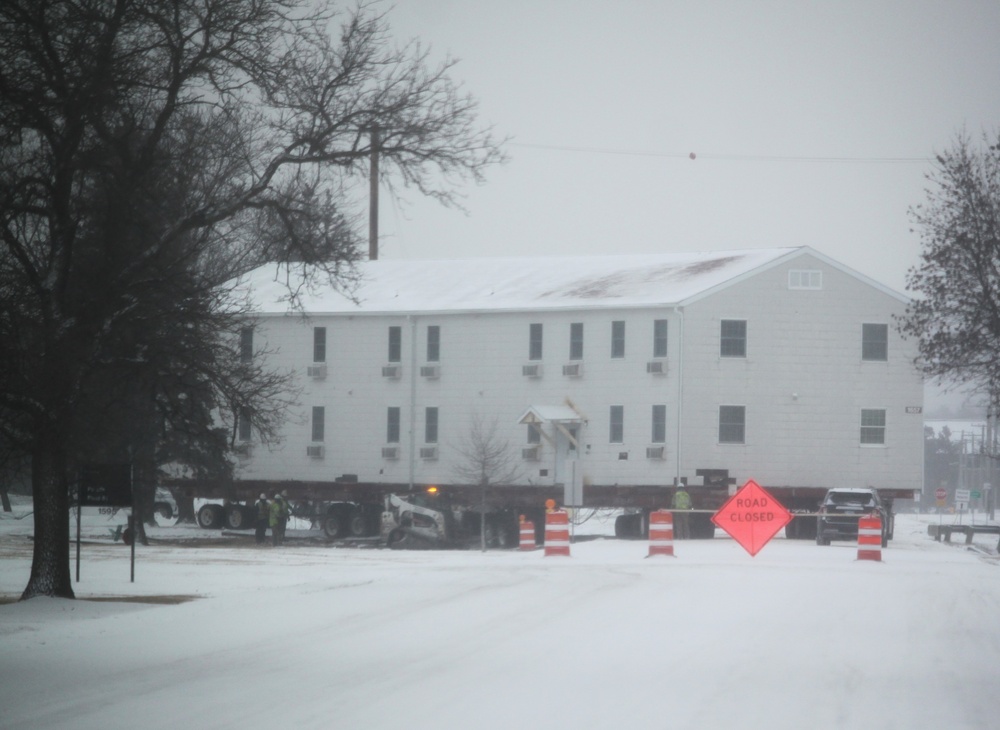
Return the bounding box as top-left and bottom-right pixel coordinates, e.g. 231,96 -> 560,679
260,493 -> 266,499
273,493 -> 280,499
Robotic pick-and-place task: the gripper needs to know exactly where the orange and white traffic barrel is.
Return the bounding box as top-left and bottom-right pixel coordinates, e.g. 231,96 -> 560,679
544,510 -> 570,557
647,509 -> 675,557
519,516 -> 536,551
857,513 -> 882,562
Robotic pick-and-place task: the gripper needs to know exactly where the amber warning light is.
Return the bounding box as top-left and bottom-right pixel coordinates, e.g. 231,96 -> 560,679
711,479 -> 793,557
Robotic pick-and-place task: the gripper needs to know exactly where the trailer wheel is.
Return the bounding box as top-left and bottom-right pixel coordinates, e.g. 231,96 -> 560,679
323,513 -> 343,539
225,505 -> 254,530
347,511 -> 367,537
197,504 -> 224,529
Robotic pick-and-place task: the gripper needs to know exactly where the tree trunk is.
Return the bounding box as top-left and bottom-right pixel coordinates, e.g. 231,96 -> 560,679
1,487 -> 10,513
22,434 -> 74,600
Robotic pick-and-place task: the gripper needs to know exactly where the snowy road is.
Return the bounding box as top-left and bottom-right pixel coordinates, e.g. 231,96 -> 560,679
2,513 -> 999,729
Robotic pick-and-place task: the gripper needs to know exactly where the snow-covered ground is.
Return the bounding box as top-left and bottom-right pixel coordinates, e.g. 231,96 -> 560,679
2,499 -> 999,730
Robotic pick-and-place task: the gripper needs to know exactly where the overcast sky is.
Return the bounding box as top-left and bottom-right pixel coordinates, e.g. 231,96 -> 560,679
372,0 -> 1000,296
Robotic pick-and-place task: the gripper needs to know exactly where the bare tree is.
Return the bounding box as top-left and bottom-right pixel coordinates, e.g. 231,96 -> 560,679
897,131 -> 1000,518
897,132 -> 1000,462
451,413 -> 522,551
0,0 -> 505,599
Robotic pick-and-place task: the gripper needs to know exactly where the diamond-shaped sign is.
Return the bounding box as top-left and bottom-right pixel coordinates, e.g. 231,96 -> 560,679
712,479 -> 793,557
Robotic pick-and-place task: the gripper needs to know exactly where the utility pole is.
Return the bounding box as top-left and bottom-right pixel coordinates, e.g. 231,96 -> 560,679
368,123 -> 379,260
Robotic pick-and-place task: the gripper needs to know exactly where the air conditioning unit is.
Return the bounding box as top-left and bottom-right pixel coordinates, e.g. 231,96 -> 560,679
381,446 -> 399,460
382,365 -> 401,379
562,363 -> 583,377
307,364 -> 327,379
419,446 -> 438,460
233,442 -> 252,457
522,363 -> 542,378
306,444 -> 325,458
646,360 -> 666,375
646,446 -> 665,460
420,365 -> 440,379
521,446 -> 540,460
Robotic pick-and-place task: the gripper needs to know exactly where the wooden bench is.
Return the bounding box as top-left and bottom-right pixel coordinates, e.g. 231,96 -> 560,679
927,524 -> 1000,549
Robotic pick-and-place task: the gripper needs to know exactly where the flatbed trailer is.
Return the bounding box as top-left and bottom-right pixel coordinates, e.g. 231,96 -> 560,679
168,468 -> 916,545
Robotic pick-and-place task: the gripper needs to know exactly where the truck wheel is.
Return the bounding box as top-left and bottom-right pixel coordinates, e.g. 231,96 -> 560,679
323,513 -> 343,539
225,505 -> 249,530
348,511 -> 367,537
197,504 -> 224,529
154,502 -> 173,520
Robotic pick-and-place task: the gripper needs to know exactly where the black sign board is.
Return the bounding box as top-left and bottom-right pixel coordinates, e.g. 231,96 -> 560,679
79,464 -> 132,507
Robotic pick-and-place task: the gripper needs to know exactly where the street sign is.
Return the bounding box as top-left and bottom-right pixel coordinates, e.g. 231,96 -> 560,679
971,490 -> 982,499
78,464 -> 132,507
711,479 -> 793,557
955,489 -> 971,503
935,488 -> 947,500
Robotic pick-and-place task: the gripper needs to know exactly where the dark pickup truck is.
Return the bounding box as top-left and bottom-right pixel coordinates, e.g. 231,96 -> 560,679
816,487 -> 892,547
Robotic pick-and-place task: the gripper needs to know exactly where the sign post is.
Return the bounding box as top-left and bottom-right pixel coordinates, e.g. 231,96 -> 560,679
76,464 -> 133,582
711,479 -> 793,557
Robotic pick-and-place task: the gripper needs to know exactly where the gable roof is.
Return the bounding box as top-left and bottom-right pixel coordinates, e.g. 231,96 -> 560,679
239,246 -> 905,316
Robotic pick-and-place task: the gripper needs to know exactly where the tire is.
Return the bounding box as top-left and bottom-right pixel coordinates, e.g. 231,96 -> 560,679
347,511 -> 367,537
387,528 -> 407,549
197,504 -> 224,529
615,512 -> 644,539
323,512 -> 343,539
154,502 -> 174,520
226,505 -> 248,530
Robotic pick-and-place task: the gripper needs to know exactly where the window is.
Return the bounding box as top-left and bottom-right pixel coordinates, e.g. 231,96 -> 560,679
311,406 -> 325,442
862,323 -> 888,361
720,320 -> 747,358
609,405 -> 624,443
788,270 -> 823,290
425,407 -> 438,444
527,424 -> 540,444
237,407 -> 251,441
651,405 -> 666,443
570,322 -> 584,360
386,407 -> 401,443
719,405 -> 746,444
861,409 -> 886,445
240,327 -> 253,363
313,327 -> 326,363
653,319 -> 668,358
529,323 -> 543,360
388,326 -> 402,362
611,321 -> 625,359
426,325 -> 440,362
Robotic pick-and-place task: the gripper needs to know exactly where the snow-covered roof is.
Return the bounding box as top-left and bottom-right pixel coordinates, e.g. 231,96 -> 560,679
238,246 -> 898,315
518,405 -> 584,424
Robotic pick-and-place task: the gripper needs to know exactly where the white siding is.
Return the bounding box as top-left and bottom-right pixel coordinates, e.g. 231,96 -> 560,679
235,251 -> 922,493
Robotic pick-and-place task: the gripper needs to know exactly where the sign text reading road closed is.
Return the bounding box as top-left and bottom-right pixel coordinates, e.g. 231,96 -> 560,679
712,479 -> 793,557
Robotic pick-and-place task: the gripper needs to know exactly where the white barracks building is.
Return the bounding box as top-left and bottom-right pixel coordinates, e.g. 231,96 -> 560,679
234,247 -> 923,504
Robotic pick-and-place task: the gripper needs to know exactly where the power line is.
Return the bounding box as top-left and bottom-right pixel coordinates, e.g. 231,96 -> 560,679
509,141 -> 932,165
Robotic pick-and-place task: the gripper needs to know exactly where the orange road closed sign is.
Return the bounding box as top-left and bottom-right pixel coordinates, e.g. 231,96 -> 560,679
712,479 -> 793,557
